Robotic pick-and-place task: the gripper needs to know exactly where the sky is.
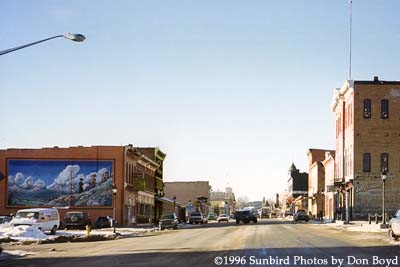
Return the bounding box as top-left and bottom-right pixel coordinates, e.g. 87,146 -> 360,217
1,0 -> 400,201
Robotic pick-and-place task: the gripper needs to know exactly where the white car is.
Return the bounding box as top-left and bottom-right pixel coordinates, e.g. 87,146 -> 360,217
388,209 -> 400,240
217,214 -> 229,223
10,208 -> 60,235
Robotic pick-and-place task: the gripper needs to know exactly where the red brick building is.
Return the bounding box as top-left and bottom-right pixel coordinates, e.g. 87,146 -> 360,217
331,77 -> 400,219
0,145 -> 165,226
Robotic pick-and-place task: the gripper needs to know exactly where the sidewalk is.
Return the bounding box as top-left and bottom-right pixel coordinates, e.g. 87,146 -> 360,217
323,220 -> 388,233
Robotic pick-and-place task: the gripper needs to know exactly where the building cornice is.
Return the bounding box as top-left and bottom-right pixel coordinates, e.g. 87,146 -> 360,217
331,80 -> 354,112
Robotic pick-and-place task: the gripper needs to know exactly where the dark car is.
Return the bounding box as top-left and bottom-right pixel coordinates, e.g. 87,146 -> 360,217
64,212 -> 91,229
95,216 -> 113,229
234,210 -> 258,224
0,215 -> 12,224
160,214 -> 179,230
294,210 -> 309,222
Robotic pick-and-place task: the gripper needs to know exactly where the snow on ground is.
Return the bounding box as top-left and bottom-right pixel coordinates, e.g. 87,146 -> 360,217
0,223 -> 51,241
0,250 -> 38,258
0,222 -> 158,242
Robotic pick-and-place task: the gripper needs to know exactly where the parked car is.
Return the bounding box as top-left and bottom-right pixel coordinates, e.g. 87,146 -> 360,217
160,214 -> 179,230
258,208 -> 271,219
0,215 -> 12,224
95,216 -> 114,229
284,211 -> 293,217
64,211 -> 91,229
207,214 -> 217,221
294,210 -> 309,222
234,210 -> 258,224
188,212 -> 204,224
388,209 -> 400,240
217,214 -> 229,223
10,208 -> 60,234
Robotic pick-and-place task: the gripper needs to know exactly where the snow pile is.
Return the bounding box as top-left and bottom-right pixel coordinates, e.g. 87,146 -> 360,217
0,224 -> 50,240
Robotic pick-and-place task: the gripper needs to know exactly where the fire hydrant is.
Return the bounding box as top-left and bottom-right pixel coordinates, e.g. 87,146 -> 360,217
85,225 -> 91,237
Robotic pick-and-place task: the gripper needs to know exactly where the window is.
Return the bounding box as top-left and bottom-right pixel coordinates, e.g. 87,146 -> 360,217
381,99 -> 389,119
363,153 -> 371,172
381,153 -> 389,172
364,99 -> 371,118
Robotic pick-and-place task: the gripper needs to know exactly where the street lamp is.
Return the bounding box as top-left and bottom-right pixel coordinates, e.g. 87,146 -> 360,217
112,184 -> 118,234
381,169 -> 388,228
173,195 -> 176,215
0,33 -> 86,56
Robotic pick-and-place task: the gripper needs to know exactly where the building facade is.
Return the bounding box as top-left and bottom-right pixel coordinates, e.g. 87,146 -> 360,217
322,151 -> 336,221
287,163 -> 308,212
0,145 -> 164,226
331,77 -> 400,219
210,187 -> 236,216
136,147 -> 166,225
307,149 -> 334,219
287,163 -> 308,198
164,181 -> 210,217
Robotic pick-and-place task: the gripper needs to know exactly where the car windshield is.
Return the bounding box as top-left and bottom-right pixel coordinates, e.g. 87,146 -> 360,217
395,209 -> 400,218
162,214 -> 175,219
16,212 -> 39,219
191,213 -> 201,216
219,214 -> 227,217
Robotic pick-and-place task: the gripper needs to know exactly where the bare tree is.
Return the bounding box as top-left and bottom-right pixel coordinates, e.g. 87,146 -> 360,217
236,196 -> 249,209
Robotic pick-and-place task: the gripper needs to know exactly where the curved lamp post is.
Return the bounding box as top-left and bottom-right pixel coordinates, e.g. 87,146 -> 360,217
0,33 -> 86,56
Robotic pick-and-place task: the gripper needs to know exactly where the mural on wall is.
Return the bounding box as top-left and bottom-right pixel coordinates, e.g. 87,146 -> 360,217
7,159 -> 113,207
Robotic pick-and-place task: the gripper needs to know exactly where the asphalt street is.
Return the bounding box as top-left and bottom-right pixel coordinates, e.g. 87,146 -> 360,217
1,220 -> 399,267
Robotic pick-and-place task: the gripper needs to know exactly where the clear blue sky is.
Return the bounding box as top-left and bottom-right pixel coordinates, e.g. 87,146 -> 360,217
1,1 -> 400,201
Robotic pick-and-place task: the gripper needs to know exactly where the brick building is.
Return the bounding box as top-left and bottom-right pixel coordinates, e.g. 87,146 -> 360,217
331,77 -> 400,219
135,147 -> 166,224
321,151 -> 336,221
307,149 -> 334,219
0,145 -> 165,226
164,181 -> 210,217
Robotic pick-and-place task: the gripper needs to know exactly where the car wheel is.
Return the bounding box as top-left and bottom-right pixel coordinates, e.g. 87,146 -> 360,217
254,219 -> 257,223
388,229 -> 399,241
50,225 -> 57,235
236,220 -> 240,224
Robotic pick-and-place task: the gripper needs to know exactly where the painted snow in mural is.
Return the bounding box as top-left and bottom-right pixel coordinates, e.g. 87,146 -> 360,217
7,160 -> 113,207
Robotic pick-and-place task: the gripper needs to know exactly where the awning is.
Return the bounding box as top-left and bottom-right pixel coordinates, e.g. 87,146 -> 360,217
156,196 -> 181,206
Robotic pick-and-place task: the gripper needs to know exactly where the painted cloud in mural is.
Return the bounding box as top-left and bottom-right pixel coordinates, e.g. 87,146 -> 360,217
8,173 -> 47,192
46,165 -> 80,192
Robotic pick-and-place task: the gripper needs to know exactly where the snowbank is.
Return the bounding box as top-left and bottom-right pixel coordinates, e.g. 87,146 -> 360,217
0,223 -> 50,240
0,222 -> 158,243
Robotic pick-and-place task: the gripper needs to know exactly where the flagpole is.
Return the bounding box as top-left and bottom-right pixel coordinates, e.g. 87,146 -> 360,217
349,0 -> 353,80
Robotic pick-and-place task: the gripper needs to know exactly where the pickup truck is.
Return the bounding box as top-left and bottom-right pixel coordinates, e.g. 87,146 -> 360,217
234,210 -> 258,224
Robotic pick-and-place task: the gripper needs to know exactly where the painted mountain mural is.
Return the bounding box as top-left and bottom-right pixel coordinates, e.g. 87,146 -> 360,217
7,159 -> 113,207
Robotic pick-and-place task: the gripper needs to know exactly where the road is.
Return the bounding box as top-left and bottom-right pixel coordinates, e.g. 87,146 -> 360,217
1,220 -> 398,267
